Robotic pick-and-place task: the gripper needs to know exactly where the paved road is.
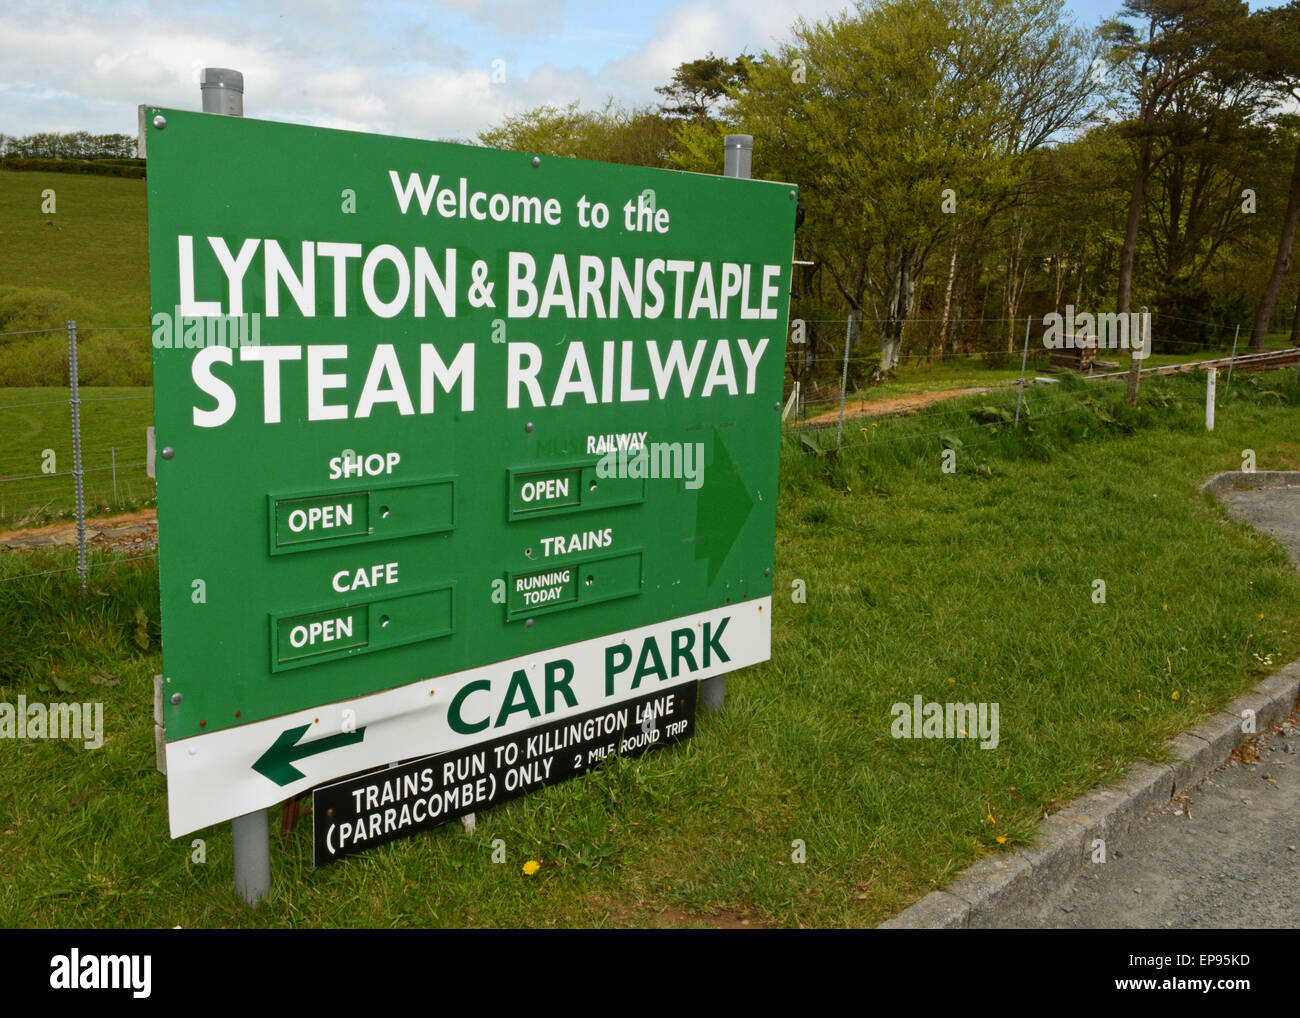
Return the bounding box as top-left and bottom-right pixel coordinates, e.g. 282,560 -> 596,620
1221,486 -> 1300,570
1012,485 -> 1300,929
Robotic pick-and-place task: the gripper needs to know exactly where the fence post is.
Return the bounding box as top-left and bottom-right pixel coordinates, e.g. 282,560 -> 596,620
111,447 -> 117,505
836,313 -> 853,449
782,381 -> 800,421
1206,367 -> 1217,431
67,320 -> 86,585
1014,315 -> 1033,428
1224,324 -> 1240,397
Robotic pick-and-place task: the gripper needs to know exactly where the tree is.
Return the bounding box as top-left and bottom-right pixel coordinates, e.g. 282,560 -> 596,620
478,101 -> 677,168
654,53 -> 749,124
677,0 -> 1099,373
1248,1 -> 1300,350
1141,68 -> 1270,350
1101,0 -> 1252,400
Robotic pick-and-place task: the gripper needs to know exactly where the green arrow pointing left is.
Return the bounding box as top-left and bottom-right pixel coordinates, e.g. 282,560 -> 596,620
252,724 -> 366,786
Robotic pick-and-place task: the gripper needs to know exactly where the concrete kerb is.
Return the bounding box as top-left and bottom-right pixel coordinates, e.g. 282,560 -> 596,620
878,477 -> 1300,929
877,665 -> 1300,929
1199,470 -> 1300,498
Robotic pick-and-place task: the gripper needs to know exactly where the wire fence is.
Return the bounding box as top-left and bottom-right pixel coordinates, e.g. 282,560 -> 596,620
0,321 -> 156,586
1,314 -> 1296,588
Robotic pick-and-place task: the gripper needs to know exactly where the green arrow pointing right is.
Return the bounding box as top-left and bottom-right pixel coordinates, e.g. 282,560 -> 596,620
693,429 -> 755,587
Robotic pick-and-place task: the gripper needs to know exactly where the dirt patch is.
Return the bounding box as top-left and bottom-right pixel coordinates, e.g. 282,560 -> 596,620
800,385 -> 997,427
650,904 -> 770,928
600,896 -> 773,928
0,509 -> 157,553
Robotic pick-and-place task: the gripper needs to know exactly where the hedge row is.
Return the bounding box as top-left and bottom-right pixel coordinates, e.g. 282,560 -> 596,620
0,157 -> 146,178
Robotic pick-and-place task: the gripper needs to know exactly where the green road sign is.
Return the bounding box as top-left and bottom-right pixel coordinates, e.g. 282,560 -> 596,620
146,108 -> 795,835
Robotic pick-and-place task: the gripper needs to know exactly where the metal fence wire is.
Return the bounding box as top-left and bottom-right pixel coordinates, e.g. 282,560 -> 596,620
0,316 -> 1295,587
0,321 -> 156,585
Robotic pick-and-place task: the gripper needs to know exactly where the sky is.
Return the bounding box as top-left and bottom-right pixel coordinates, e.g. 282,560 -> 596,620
0,0 -> 1276,143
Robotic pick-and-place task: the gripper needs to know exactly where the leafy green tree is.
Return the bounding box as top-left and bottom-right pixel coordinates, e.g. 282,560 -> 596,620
1142,69 -> 1270,349
1248,0 -> 1300,349
1101,0 -> 1252,319
478,101 -> 677,168
677,0 -> 1099,372
654,53 -> 749,124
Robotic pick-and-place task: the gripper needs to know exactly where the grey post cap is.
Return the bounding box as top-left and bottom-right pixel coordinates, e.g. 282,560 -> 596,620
201,68 -> 244,92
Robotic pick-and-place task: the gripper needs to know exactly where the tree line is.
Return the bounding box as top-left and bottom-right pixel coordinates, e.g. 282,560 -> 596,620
0,131 -> 137,160
480,0 -> 1300,387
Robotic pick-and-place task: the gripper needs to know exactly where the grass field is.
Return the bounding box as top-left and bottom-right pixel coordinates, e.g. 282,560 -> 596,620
0,386 -> 155,528
0,169 -> 148,329
2,370 -> 1298,928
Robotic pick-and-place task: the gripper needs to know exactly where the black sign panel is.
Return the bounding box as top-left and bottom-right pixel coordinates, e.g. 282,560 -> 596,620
312,683 -> 697,865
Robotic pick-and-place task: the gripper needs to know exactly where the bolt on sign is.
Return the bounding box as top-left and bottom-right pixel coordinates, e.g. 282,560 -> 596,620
146,108 -> 797,840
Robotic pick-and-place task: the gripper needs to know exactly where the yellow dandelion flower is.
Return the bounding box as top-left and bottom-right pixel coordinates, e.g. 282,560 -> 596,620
1170,690 -> 1180,700
522,859 -> 540,876
996,836 -> 1007,845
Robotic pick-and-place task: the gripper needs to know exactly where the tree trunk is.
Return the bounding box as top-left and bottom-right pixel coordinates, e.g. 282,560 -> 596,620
938,235 -> 959,360
875,245 -> 918,373
1004,221 -> 1026,353
1250,136 -> 1300,351
1122,131 -> 1153,406
1119,130 -> 1152,319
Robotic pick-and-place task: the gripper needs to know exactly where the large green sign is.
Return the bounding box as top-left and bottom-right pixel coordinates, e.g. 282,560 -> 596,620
146,108 -> 796,836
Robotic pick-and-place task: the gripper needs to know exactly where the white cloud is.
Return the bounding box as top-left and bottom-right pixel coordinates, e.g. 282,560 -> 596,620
602,0 -> 846,93
0,0 -> 850,140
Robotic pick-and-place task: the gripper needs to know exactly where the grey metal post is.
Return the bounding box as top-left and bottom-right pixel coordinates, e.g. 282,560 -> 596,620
701,136 -> 755,716
111,447 -> 117,505
836,313 -> 853,448
1223,324 -> 1240,397
232,809 -> 270,905
723,134 -> 752,180
200,66 -> 269,905
1014,316 -> 1033,428
67,321 -> 86,585
201,68 -> 244,116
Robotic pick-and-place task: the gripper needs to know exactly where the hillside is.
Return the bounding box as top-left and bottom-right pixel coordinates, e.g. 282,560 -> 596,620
0,169 -> 150,386
0,168 -> 149,330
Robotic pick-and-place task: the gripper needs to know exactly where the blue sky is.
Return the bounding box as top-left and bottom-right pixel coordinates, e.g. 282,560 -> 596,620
0,1 -> 1277,141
